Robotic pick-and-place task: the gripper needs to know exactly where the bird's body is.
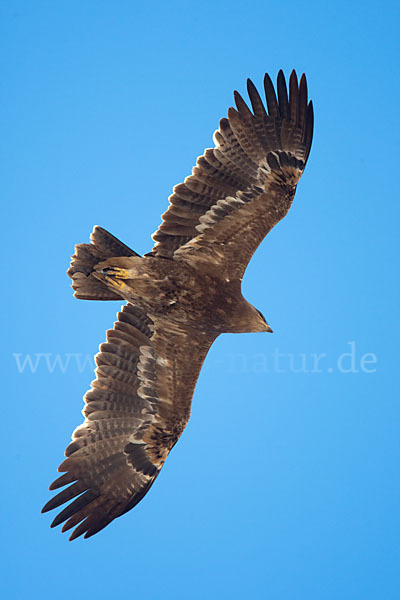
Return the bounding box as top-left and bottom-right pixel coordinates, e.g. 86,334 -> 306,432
43,70 -> 314,540
95,256 -> 269,334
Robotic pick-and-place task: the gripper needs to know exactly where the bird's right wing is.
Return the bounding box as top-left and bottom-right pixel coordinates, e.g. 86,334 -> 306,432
42,303 -> 217,540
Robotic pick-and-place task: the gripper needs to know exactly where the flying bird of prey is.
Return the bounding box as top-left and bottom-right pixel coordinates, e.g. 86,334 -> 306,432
42,70 -> 314,540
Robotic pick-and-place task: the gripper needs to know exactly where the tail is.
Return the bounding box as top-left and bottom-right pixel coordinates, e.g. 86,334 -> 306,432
67,226 -> 140,300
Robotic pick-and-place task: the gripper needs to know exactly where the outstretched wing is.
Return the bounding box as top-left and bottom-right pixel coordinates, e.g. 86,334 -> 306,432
149,70 -> 313,280
42,304 -> 216,540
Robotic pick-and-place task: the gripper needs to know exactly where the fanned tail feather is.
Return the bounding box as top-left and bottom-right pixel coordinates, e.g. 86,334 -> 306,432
68,226 -> 140,300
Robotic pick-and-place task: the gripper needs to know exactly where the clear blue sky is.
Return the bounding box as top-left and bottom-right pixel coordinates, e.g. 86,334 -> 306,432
3,1 -> 399,599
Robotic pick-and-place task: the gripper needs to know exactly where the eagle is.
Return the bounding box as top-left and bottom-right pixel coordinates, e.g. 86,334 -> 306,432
42,70 -> 314,540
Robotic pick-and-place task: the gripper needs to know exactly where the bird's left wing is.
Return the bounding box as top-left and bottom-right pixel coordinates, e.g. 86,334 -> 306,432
42,303 -> 216,540
149,70 -> 313,280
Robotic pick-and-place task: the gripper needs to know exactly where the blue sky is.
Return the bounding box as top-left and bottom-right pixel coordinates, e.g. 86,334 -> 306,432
3,1 -> 399,598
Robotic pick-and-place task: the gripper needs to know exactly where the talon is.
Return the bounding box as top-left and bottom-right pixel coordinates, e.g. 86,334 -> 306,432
100,267 -> 130,279
102,274 -> 128,291
96,266 -> 130,292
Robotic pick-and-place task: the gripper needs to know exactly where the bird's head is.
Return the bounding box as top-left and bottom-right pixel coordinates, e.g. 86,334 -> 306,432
232,302 -> 273,334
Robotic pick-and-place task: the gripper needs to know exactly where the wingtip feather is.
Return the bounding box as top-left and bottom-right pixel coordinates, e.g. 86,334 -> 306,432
246,78 -> 267,118
277,70 -> 289,117
263,72 -> 279,117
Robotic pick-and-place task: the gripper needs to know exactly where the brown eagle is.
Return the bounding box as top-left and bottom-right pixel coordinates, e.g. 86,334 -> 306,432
42,70 -> 314,540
